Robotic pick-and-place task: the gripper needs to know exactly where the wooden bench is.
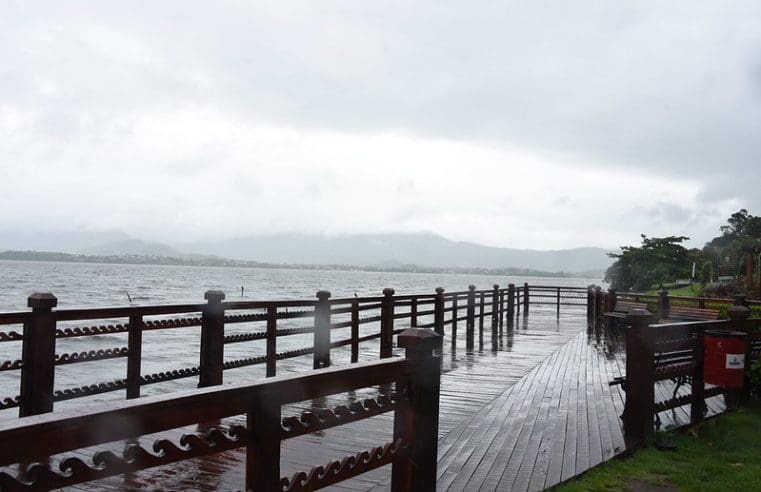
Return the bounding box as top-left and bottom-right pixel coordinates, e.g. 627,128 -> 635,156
663,306 -> 720,322
604,301 -> 649,326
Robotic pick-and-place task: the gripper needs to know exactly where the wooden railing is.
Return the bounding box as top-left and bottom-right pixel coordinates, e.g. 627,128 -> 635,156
0,328 -> 442,492
0,283 -> 592,418
602,288 -> 761,320
619,297 -> 761,441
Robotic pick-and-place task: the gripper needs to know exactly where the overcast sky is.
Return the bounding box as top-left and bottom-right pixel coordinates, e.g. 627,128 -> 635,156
2,1 -> 760,251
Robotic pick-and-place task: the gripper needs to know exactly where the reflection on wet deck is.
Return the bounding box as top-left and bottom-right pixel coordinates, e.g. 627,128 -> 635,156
74,306 -> 725,491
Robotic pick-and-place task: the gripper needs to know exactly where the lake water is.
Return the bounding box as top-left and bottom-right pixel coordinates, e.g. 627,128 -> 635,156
0,260 -> 605,419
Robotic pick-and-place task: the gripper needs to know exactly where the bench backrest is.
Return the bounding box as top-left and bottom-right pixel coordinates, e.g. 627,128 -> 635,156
615,301 -> 648,313
667,306 -> 720,321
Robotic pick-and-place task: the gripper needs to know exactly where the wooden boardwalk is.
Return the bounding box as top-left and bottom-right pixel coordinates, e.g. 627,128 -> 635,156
58,308 -> 726,490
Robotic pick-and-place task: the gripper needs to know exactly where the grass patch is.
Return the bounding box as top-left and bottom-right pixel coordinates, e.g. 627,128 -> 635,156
646,283 -> 704,297
552,403 -> 761,491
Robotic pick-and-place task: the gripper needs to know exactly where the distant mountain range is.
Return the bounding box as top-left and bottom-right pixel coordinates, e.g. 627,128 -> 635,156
0,230 -> 613,274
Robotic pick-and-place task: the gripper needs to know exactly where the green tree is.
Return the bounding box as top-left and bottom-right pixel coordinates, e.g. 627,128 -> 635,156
605,235 -> 694,291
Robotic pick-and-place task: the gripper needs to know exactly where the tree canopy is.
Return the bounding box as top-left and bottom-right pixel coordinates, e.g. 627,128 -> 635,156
605,235 -> 694,291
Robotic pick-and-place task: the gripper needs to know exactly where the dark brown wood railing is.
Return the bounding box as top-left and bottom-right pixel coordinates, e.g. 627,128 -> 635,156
0,284 -> 592,418
0,328 -> 442,492
619,296 -> 761,441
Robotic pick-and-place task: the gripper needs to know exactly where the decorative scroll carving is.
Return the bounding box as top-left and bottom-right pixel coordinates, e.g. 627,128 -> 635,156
55,347 -> 129,365
224,331 -> 268,344
53,380 -> 128,401
141,366 -> 201,385
0,359 -> 23,371
0,395 -> 20,410
281,395 -> 396,440
0,426 -> 247,491
225,312 -> 268,324
224,327 -> 315,344
276,347 -> 314,360
281,438 -> 406,492
143,317 -> 202,330
223,356 -> 267,369
0,331 -> 23,342
56,324 -> 129,339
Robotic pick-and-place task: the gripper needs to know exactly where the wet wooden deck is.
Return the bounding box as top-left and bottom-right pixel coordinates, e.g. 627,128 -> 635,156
62,307 -> 726,491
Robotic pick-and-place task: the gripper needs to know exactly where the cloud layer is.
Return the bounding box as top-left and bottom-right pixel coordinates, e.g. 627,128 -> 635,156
2,1 -> 759,249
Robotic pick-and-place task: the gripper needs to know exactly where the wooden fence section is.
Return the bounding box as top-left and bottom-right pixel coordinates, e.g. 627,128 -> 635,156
0,284 -> 589,418
620,295 -> 761,441
0,328 -> 442,492
603,288 -> 761,320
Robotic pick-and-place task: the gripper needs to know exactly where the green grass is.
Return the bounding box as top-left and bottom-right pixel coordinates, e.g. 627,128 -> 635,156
647,283 -> 704,297
552,404 -> 761,491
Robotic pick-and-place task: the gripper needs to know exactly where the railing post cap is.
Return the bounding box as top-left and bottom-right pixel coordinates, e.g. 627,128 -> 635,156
508,283 -> 515,288
734,294 -> 747,306
659,288 -> 669,294
316,290 -> 331,300
469,285 -> 476,291
27,292 -> 57,309
594,286 -> 602,291
493,284 -> 499,289
383,288 -> 395,297
435,287 -> 445,295
608,287 -> 617,294
397,328 -> 442,349
204,290 -> 225,302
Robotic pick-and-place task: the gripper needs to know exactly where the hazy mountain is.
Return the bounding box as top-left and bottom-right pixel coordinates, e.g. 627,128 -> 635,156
183,233 -> 613,273
83,239 -> 186,257
0,228 -> 129,253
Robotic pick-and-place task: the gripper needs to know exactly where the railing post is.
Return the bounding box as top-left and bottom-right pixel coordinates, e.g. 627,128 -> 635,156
622,309 -> 655,441
491,285 -> 499,346
478,291 -> 485,344
20,293 -> 57,417
556,287 -> 561,318
657,288 -> 669,320
266,307 -> 277,377
410,297 -> 418,328
507,283 -> 515,320
594,286 -> 603,321
586,285 -> 594,319
314,290 -> 332,369
199,290 -> 225,388
451,295 -> 458,347
392,328 -> 442,492
246,393 -> 281,491
351,300 -> 360,363
606,288 -> 617,312
466,285 -> 476,350
498,289 -> 504,333
127,314 -> 144,399
380,288 -> 395,359
434,288 -> 445,336
523,282 -> 529,315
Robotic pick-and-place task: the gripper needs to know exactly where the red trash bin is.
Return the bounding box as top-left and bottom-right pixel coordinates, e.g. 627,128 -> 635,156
703,330 -> 746,388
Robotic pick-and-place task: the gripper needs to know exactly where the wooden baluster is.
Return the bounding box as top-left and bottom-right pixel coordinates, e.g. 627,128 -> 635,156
498,289 -> 505,334
658,288 -> 670,321
586,285 -> 594,319
199,290 -> 225,388
451,295 -> 458,348
392,328 -> 442,492
466,285 -> 475,350
594,286 -> 602,325
556,287 -> 561,318
127,314 -> 144,399
691,329 -> 705,422
266,307 -> 277,377
478,291 -> 485,345
380,288 -> 395,359
507,283 -> 515,321
410,297 -> 418,328
623,309 -> 655,441
20,293 -> 57,417
313,290 -> 332,369
351,300 -> 359,363
434,287 -> 445,336
491,285 -> 499,349
523,282 -> 529,315
246,393 -> 281,491
606,288 -> 617,312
